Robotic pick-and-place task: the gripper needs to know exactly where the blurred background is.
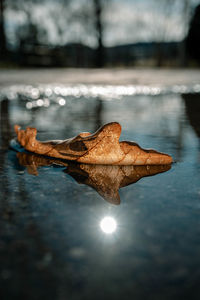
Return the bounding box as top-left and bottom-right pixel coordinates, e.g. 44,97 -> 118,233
0,0 -> 200,69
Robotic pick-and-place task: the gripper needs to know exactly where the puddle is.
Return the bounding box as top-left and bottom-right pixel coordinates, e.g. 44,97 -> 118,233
0,85 -> 200,300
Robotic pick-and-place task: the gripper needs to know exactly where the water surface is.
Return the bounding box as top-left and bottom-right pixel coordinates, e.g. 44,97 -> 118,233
0,86 -> 200,300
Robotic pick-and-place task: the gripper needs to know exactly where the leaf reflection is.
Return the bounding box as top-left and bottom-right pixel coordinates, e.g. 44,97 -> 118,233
16,152 -> 171,205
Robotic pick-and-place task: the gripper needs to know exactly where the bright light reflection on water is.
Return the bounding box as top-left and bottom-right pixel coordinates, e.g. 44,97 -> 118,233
100,217 -> 117,234
2,83 -> 200,108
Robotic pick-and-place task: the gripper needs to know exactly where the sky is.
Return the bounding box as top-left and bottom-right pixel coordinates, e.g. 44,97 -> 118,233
104,0 -> 200,46
104,0 -> 183,46
5,0 -> 200,48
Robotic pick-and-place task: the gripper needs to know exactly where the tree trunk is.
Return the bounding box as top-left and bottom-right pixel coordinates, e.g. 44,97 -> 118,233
0,0 -> 6,56
180,0 -> 190,67
94,0 -> 104,67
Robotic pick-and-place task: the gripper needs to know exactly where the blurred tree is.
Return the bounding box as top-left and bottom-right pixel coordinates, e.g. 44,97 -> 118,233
8,0 -> 49,46
93,0 -> 104,67
58,0 -> 106,67
2,0 -> 107,67
0,0 -> 6,56
186,3 -> 200,64
178,0 -> 190,66
151,0 -> 198,67
48,0 -> 107,67
150,0 -> 179,67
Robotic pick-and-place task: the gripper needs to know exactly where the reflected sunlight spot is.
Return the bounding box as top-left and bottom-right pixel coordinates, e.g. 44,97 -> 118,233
36,99 -> 44,107
26,102 -> 32,109
58,98 -> 66,106
45,87 -> 52,97
31,88 -> 39,99
100,216 -> 117,234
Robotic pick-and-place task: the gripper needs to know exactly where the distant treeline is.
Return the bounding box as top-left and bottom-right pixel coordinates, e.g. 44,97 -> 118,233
3,40 -> 195,68
1,1 -> 200,68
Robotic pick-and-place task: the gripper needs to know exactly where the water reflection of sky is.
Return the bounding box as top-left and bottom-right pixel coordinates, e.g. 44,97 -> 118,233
0,86 -> 200,299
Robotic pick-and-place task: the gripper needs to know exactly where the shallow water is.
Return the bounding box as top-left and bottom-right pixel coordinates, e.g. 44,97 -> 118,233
0,86 -> 200,300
